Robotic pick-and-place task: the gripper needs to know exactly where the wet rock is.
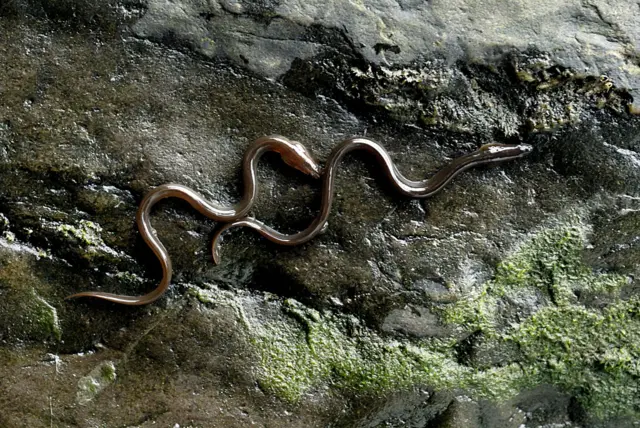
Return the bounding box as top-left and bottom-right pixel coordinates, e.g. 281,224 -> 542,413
1,1 -> 639,427
356,390 -> 454,428
381,305 -> 455,338
76,360 -> 117,405
431,397 -> 481,428
126,0 -> 640,112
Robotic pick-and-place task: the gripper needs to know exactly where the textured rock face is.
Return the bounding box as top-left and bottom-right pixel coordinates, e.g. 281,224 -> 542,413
132,0 -> 640,109
1,1 -> 639,427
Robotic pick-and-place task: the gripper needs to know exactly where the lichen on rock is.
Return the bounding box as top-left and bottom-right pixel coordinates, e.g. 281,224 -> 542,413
0,251 -> 62,344
1,1 -> 640,426
76,360 -> 117,405
192,213 -> 639,421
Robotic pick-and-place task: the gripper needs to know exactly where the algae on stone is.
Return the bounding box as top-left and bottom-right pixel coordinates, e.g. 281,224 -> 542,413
76,360 -> 117,405
440,218 -> 637,419
194,217 -> 639,421
0,252 -> 62,343
53,219 -> 123,260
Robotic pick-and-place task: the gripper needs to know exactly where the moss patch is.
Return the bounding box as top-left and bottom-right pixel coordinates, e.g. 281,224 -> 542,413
0,253 -> 62,343
510,300 -> 640,417
248,300 -> 528,403
193,217 -> 639,421
76,360 -> 117,405
31,293 -> 62,342
54,219 -> 121,260
439,220 -> 637,419
56,220 -> 105,247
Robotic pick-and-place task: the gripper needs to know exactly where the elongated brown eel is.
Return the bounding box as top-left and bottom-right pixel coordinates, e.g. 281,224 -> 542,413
67,135 -> 532,305
210,138 -> 533,263
65,135 -> 321,305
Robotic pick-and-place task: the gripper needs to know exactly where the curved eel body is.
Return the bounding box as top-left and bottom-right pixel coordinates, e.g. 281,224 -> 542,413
67,135 -> 532,306
211,138 -> 532,263
65,135 -> 321,305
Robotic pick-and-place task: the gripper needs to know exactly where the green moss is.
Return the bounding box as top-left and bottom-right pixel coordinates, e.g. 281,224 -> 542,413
508,299 -> 640,418
439,286 -> 496,333
493,224 -> 627,298
439,220 -> 637,418
56,220 -> 104,247
339,54 -> 633,135
193,219 -> 638,421
442,223 -> 628,332
0,255 -> 62,343
76,361 -> 117,405
100,361 -> 117,382
55,219 -> 121,260
31,294 -> 62,342
114,271 -> 144,283
514,57 -> 630,123
248,301 -> 529,403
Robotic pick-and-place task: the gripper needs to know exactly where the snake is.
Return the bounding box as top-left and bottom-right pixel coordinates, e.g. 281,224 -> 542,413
210,137 -> 532,264
65,135 -> 321,305
67,135 -> 532,306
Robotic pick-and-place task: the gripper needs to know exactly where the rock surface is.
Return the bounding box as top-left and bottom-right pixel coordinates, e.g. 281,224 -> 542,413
1,1 -> 639,427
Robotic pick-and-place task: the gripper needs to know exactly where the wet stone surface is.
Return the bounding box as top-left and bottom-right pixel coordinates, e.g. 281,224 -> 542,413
1,2 -> 640,427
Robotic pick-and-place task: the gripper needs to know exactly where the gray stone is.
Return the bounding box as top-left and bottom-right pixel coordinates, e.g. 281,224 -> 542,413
381,305 -> 455,338
1,1 -> 640,427
130,0 -> 640,110
431,397 -> 481,428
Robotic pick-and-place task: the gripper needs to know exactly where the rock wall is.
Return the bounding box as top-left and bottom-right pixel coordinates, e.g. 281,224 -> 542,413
1,1 -> 639,427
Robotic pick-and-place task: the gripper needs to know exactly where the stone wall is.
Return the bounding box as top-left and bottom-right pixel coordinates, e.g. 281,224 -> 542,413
1,1 -> 639,427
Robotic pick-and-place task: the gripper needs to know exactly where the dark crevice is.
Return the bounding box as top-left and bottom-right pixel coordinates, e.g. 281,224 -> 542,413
282,44 -> 635,143
373,43 -> 401,55
247,263 -> 317,304
199,11 -> 216,21
0,0 -> 138,35
453,330 -> 482,366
